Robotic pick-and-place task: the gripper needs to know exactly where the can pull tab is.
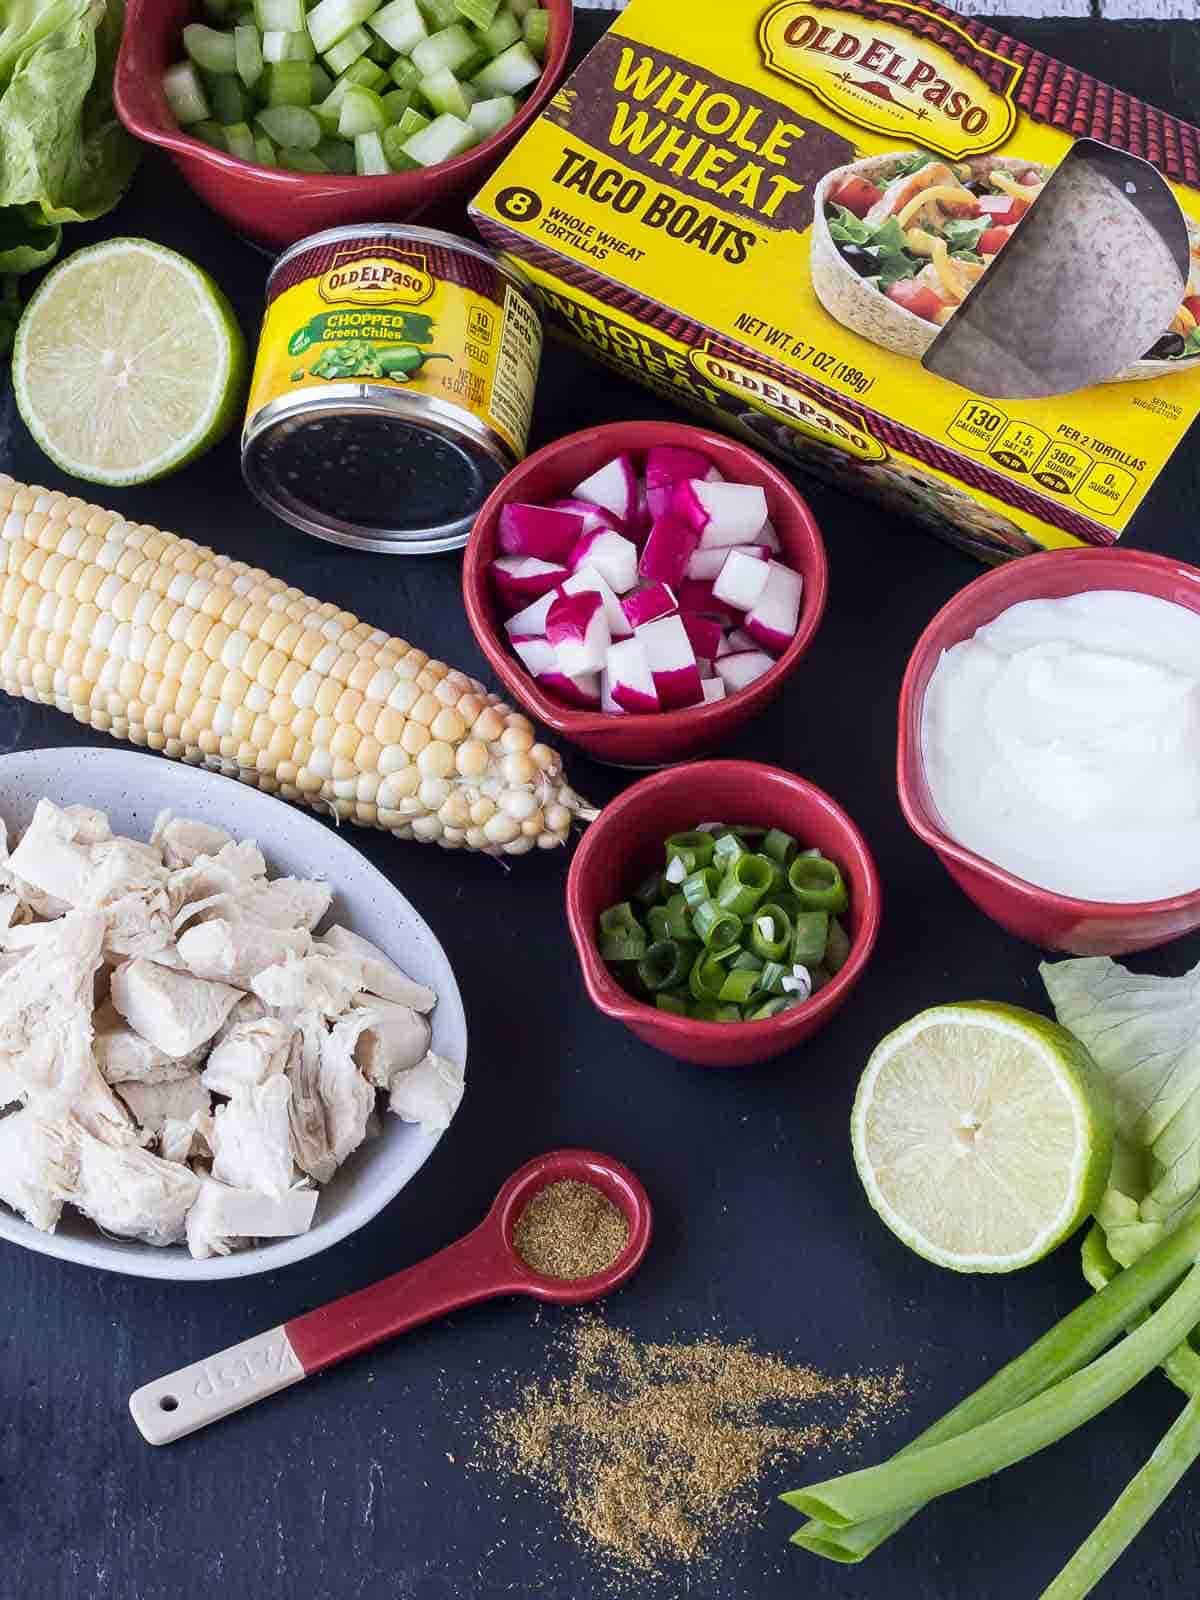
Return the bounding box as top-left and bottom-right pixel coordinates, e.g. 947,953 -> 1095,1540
923,140 -> 1190,399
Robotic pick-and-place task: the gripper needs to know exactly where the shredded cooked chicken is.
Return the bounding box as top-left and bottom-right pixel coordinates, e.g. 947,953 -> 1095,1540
0,799 -> 460,1259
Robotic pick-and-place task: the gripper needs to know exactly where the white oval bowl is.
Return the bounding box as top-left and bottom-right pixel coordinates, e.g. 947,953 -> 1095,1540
0,748 -> 467,1281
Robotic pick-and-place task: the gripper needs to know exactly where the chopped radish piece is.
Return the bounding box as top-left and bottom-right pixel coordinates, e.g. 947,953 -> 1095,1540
563,566 -> 632,640
513,637 -> 600,707
545,498 -> 621,538
758,519 -> 782,553
673,479 -> 769,549
490,556 -> 568,610
606,636 -> 660,714
745,562 -> 804,655
498,503 -> 585,562
713,548 -> 772,611
679,612 -> 722,661
621,582 -> 677,630
716,632 -> 736,658
568,528 -> 639,595
645,445 -> 721,520
675,578 -> 743,621
702,677 -> 726,704
696,658 -> 714,679
727,627 -> 759,652
686,543 -> 770,582
504,590 -> 558,640
715,651 -> 774,693
547,589 -> 611,676
600,668 -> 625,714
631,482 -> 652,541
638,515 -> 698,587
636,614 -> 703,709
572,454 -> 638,526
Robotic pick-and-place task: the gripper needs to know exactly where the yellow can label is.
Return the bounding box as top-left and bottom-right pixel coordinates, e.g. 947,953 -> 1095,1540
245,231 -> 543,459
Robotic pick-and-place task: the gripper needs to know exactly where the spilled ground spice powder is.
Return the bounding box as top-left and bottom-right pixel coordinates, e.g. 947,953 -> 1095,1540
513,1180 -> 630,1280
483,1318 -> 906,1576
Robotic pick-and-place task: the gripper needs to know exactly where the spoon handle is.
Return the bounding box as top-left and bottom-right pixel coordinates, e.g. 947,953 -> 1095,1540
129,1223 -> 521,1445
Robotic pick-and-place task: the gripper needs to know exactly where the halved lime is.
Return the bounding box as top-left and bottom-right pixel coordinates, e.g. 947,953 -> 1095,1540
12,237 -> 246,487
851,1002 -> 1113,1274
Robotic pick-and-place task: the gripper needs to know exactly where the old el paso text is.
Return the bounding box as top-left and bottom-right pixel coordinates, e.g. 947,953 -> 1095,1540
551,148 -> 757,263
784,16 -> 992,135
606,47 -> 806,222
324,263 -> 425,295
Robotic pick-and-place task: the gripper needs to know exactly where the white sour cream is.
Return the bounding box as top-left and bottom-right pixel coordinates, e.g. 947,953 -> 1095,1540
921,590 -> 1200,902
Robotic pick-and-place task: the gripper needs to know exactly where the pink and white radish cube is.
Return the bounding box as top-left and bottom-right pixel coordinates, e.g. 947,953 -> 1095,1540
713,548 -> 772,612
563,566 -> 632,640
568,528 -> 639,595
513,637 -> 600,707
490,556 -> 568,610
606,636 -> 659,714
745,562 -> 804,655
685,542 -> 769,582
572,454 -> 638,526
498,503 -> 585,563
645,445 -> 721,520
547,589 -> 611,676
546,498 -> 621,538
636,614 -> 703,710
621,582 -> 677,630
673,479 -> 769,549
679,612 -> 722,662
638,516 -> 698,588
504,590 -> 558,641
702,677 -> 727,704
715,650 -> 774,693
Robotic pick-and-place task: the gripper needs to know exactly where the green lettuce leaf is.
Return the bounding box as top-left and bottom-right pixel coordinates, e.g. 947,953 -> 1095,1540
889,150 -> 941,179
0,0 -> 135,271
826,202 -> 871,247
942,216 -> 987,255
1042,958 -> 1200,1267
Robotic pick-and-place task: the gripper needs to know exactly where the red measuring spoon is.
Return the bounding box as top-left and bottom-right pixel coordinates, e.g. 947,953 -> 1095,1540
128,1148 -> 652,1445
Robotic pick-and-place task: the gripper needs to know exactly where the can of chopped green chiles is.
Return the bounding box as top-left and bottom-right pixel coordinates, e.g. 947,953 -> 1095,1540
242,225 -> 544,554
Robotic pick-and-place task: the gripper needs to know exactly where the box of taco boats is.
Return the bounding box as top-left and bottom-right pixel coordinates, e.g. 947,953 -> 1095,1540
471,0 -> 1200,560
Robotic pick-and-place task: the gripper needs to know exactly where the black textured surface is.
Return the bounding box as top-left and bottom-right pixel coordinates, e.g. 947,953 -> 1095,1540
4,15 -> 1200,1600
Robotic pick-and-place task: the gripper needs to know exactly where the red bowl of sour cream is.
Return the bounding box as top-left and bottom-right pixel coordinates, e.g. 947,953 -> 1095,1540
898,546 -> 1200,957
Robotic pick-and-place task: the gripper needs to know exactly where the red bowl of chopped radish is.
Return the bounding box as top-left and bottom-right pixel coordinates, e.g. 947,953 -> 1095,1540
462,423 -> 829,767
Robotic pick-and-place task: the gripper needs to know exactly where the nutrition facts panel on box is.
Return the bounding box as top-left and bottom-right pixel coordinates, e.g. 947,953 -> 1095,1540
946,400 -> 1137,516
488,284 -> 544,455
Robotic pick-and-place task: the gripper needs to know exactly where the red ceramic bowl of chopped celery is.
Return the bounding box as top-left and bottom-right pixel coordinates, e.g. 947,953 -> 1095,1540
114,0 -> 572,250
566,761 -> 881,1067
462,422 -> 829,768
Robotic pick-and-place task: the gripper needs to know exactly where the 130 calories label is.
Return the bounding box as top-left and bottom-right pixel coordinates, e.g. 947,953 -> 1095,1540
947,400 -> 1136,515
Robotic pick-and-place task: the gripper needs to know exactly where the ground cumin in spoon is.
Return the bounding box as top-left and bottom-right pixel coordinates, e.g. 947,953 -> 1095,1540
481,1318 -> 906,1578
513,1180 -> 630,1280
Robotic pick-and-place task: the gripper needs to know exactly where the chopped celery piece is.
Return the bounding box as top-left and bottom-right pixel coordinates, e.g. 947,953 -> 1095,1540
467,91 -> 515,138
474,8 -> 520,55
471,37 -> 538,94
365,36 -> 394,62
222,120 -> 257,160
279,146 -> 329,170
163,61 -> 211,124
191,119 -> 227,148
309,62 -> 333,98
354,129 -> 390,174
402,109 -> 476,165
184,23 -> 238,74
382,87 -> 412,120
380,124 -> 419,168
388,53 -> 420,87
207,73 -> 251,123
419,64 -> 471,118
262,28 -> 315,60
521,5 -> 547,58
455,0 -> 499,27
323,23 -> 371,73
255,102 -> 322,146
411,22 -> 475,75
266,60 -> 313,104
394,104 -> 430,136
316,135 -> 357,172
254,0 -> 304,28
234,23 -> 265,85
253,131 -> 278,164
340,56 -> 387,88
307,0 -> 382,55
338,83 -> 389,134
418,0 -> 459,27
506,0 -> 537,13
370,0 -> 428,52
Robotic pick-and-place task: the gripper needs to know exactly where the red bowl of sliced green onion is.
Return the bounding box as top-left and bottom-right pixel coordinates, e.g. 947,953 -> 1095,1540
566,761 -> 882,1067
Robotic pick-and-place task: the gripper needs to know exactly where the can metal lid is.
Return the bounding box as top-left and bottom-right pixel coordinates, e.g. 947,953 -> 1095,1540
242,391 -> 510,555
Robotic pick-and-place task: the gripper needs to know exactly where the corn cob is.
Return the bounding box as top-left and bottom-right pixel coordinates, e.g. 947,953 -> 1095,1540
0,476 -> 594,856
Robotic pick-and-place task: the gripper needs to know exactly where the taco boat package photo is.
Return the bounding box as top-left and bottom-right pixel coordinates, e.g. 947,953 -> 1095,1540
472,0 -> 1200,561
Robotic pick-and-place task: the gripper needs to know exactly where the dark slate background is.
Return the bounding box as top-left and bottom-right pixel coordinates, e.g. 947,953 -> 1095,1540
3,13 -> 1200,1600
